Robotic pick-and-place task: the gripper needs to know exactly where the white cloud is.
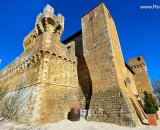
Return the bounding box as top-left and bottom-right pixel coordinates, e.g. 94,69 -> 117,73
0,59 -> 2,65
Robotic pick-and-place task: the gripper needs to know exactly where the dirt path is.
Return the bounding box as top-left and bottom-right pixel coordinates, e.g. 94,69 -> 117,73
0,111 -> 159,130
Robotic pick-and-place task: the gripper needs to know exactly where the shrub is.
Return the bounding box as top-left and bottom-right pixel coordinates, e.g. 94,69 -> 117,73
143,91 -> 158,114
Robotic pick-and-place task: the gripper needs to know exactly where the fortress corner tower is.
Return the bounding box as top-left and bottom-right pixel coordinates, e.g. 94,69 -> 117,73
128,56 -> 153,100
0,4 -> 78,125
81,3 -> 141,126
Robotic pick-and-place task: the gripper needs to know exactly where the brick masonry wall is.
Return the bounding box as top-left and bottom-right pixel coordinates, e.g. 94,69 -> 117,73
81,3 -> 141,126
0,52 -> 78,126
0,60 -> 41,125
125,67 -> 147,121
128,56 -> 153,100
63,33 -> 92,110
126,67 -> 138,96
36,54 -> 78,125
0,5 -> 78,126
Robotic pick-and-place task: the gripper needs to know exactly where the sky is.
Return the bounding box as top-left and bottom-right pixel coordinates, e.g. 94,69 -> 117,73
0,0 -> 160,81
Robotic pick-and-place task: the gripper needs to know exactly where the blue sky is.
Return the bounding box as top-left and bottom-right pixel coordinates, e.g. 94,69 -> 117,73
0,0 -> 160,81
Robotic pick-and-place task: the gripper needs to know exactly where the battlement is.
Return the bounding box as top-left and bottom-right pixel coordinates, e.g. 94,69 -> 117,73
35,4 -> 64,36
0,50 -> 76,79
23,29 -> 38,52
128,56 -> 145,63
43,4 -> 54,15
128,56 -> 147,71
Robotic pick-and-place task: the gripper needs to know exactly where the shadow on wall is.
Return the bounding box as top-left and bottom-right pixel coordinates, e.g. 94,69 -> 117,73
75,35 -> 92,111
77,56 -> 92,110
130,98 -> 143,123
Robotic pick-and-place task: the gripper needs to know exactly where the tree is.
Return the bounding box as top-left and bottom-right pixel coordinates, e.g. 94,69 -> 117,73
143,91 -> 158,114
152,79 -> 160,101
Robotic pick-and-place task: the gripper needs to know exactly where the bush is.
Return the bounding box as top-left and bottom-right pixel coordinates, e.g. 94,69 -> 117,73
144,106 -> 156,114
149,93 -> 159,111
143,91 -> 158,114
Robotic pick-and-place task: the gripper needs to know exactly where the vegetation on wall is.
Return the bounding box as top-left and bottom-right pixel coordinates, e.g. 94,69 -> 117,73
1,87 -> 33,120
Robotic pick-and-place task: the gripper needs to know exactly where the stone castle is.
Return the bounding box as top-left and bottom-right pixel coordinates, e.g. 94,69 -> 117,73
0,2 -> 153,127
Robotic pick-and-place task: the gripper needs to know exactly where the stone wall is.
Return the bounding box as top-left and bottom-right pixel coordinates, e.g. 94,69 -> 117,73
0,84 -> 40,125
128,56 -> 153,100
36,53 -> 78,125
81,3 -> 141,126
0,54 -> 41,125
0,4 -> 78,126
125,65 -> 138,96
125,65 -> 147,122
63,31 -> 92,110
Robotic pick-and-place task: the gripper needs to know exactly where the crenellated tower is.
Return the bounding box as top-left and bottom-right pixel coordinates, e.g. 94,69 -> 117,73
0,4 -> 78,126
23,4 -> 65,56
128,56 -> 153,100
35,4 -> 64,41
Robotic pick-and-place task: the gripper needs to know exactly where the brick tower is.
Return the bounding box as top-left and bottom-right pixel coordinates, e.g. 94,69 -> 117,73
0,4 -> 78,125
128,56 -> 153,100
81,2 -> 140,126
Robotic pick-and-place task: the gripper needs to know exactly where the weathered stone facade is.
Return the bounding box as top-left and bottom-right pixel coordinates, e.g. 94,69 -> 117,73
125,64 -> 147,122
128,56 -> 153,100
0,2 -> 153,127
80,3 -> 141,126
0,4 -> 78,126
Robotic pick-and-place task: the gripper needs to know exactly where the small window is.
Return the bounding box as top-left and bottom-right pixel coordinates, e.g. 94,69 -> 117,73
88,16 -> 93,22
88,12 -> 94,22
137,57 -> 141,61
119,92 -> 123,98
126,77 -> 131,84
67,46 -> 71,49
